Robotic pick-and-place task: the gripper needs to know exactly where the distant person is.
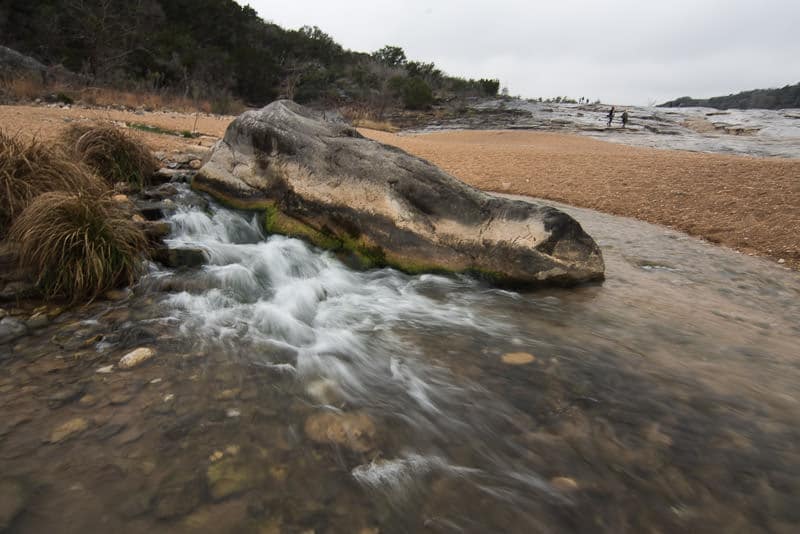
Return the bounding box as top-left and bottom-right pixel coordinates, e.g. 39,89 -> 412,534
607,106 -> 615,127
621,110 -> 629,128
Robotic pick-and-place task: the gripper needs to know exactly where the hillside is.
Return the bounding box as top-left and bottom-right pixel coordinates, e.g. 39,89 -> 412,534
659,82 -> 800,110
0,0 -> 499,111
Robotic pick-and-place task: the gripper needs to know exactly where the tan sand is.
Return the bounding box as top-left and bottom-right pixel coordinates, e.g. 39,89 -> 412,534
1,103 -> 797,269
0,104 -> 232,152
362,129 -> 800,269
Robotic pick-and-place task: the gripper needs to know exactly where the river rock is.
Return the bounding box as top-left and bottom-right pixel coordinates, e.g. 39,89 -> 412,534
195,100 -> 604,286
501,352 -> 536,365
153,246 -> 206,269
118,347 -> 155,369
25,312 -> 49,329
206,458 -> 260,501
0,317 -> 27,344
48,417 -> 89,443
304,411 -> 377,453
154,472 -> 204,519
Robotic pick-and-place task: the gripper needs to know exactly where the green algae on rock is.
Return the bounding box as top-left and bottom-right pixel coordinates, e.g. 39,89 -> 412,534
193,100 -> 604,286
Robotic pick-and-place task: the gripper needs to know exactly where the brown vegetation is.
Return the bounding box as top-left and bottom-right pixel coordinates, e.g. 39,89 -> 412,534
9,191 -> 149,302
0,131 -> 103,233
340,105 -> 399,132
0,75 -> 246,115
62,124 -> 159,190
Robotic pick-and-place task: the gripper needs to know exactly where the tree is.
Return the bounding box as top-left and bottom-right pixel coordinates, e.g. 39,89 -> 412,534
402,77 -> 433,110
372,45 -> 407,68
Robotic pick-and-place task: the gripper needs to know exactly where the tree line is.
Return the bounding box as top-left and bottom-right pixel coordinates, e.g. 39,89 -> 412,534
659,83 -> 800,110
0,0 -> 500,110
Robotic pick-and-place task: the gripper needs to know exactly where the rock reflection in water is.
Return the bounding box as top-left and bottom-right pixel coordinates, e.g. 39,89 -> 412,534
1,186 -> 799,533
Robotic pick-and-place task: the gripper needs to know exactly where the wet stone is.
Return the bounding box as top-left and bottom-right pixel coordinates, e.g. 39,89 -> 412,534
46,383 -> 87,408
206,457 -> 261,501
118,347 -> 155,369
110,391 -> 135,405
104,289 -> 131,301
501,352 -> 537,365
153,246 -> 206,269
79,394 -> 98,407
154,472 -> 205,519
114,426 -> 145,445
48,417 -> 89,443
0,317 -> 27,345
25,313 -> 49,329
304,411 -> 378,453
94,423 -> 126,441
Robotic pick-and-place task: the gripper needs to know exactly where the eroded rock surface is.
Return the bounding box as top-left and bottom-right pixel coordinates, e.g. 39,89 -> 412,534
195,100 -> 604,286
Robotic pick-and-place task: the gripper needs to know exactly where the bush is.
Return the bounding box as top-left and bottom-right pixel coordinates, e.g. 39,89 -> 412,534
62,124 -> 158,190
402,77 -> 434,110
0,131 -> 104,234
9,191 -> 149,301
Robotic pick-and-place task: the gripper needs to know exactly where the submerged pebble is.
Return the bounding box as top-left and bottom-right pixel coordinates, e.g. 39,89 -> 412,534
118,347 -> 155,369
304,411 -> 377,453
501,352 -> 536,365
48,417 -> 89,443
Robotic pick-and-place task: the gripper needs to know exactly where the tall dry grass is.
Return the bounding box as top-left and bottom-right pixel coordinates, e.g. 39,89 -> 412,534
9,191 -> 149,301
0,75 -> 245,115
340,105 -> 399,132
62,124 -> 158,190
0,131 -> 104,234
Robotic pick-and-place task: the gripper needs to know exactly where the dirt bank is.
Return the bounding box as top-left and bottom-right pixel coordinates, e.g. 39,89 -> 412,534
363,129 -> 800,269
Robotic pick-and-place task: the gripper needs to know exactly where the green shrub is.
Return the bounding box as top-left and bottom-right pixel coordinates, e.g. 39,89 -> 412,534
0,131 -> 104,234
9,191 -> 149,302
402,77 -> 434,110
62,124 -> 158,191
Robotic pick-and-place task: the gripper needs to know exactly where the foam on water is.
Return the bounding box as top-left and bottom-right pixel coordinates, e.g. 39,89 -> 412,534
160,202 -> 504,416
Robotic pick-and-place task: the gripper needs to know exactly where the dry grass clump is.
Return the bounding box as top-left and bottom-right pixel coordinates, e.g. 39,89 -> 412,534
62,124 -> 158,190
340,106 -> 398,132
0,131 -> 103,234
9,191 -> 149,301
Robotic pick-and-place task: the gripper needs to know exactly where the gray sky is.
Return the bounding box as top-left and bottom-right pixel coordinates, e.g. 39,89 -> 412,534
248,0 -> 799,105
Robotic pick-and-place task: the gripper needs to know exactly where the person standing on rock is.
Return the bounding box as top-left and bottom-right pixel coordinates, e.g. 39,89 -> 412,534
607,106 -> 615,127
621,110 -> 629,128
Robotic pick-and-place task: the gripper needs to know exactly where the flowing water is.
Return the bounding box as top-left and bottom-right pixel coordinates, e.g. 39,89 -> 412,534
2,186 -> 799,533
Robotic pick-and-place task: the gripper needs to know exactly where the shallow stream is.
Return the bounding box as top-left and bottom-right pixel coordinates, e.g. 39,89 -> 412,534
2,186 -> 799,533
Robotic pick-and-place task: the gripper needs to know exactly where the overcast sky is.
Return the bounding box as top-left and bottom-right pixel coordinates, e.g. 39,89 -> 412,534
248,0 -> 799,105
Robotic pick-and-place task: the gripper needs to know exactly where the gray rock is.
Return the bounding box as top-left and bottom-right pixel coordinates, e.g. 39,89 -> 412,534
153,247 -> 206,269
0,282 -> 38,302
25,313 -> 49,329
133,201 -> 175,221
0,317 -> 27,345
195,100 -> 604,286
136,220 -> 172,240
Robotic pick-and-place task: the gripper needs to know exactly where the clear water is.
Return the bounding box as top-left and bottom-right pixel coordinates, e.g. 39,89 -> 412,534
2,187 -> 799,533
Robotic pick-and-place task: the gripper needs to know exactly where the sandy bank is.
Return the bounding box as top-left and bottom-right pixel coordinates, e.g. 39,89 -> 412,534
1,103 -> 796,269
362,129 -> 799,270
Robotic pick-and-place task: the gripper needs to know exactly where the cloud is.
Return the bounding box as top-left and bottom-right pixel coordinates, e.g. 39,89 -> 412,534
249,0 -> 800,104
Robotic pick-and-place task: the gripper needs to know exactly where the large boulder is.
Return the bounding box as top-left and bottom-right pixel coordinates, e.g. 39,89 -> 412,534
194,100 -> 604,286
